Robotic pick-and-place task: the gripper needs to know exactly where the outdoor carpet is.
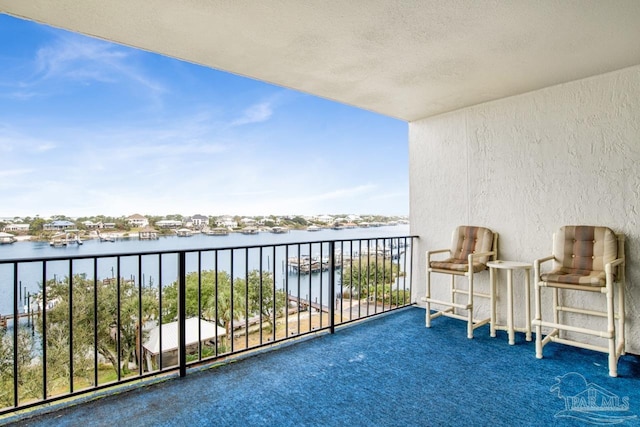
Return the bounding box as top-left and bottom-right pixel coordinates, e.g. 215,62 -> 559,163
5,306 -> 640,426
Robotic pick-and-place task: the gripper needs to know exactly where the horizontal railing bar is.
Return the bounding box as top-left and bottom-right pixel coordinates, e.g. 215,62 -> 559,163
0,235 -> 418,264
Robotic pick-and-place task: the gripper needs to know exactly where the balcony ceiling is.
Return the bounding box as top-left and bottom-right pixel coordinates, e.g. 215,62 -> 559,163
2,1 -> 640,122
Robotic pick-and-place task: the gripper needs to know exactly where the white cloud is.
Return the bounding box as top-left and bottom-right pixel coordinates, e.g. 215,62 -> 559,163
34,36 -> 122,82
231,101 -> 274,126
34,142 -> 56,152
15,33 -> 167,99
5,91 -> 40,101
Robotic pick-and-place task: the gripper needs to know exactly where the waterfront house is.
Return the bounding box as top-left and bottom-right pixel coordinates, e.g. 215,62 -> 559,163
314,214 -> 334,224
81,220 -> 100,229
240,217 -> 256,226
2,223 -> 30,233
43,220 -> 75,231
126,214 -> 149,228
215,216 -> 237,229
191,214 -> 209,228
155,219 -> 182,229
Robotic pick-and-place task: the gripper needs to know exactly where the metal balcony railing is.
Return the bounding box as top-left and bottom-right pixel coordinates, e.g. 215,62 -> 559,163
0,235 -> 416,415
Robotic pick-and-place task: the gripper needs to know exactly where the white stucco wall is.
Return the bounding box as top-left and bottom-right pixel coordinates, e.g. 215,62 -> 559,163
409,64 -> 640,354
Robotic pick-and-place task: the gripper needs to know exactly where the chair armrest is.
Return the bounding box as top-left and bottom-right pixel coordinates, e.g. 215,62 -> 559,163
534,255 -> 555,281
605,257 -> 625,275
426,248 -> 451,262
466,250 -> 497,274
534,255 -> 554,268
468,250 -> 496,261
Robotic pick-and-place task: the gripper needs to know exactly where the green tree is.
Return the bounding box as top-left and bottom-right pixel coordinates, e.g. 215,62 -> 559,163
162,270 -> 286,348
36,274 -> 158,382
0,327 -> 41,408
29,217 -> 46,233
342,256 -> 400,302
246,271 -> 286,331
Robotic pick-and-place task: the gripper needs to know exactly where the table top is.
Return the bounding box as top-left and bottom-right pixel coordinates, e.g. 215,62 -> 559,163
486,260 -> 532,270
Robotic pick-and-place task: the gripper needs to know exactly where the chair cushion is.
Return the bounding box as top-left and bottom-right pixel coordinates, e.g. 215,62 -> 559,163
429,226 -> 494,273
544,225 -> 618,287
450,226 -> 494,264
541,267 -> 607,286
553,226 -> 617,271
430,258 -> 488,273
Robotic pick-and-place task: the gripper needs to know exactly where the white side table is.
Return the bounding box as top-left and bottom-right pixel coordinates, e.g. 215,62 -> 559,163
487,260 -> 532,345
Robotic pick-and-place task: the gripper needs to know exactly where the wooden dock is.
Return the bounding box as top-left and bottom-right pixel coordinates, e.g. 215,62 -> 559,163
287,257 -> 346,274
0,311 -> 33,329
287,295 -> 329,313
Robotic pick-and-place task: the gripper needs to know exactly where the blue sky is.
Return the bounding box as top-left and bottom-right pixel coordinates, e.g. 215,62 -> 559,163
0,14 -> 408,218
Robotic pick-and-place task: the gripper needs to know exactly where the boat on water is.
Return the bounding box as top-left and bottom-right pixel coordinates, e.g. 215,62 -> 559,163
66,229 -> 83,245
204,227 -> 229,236
176,228 -> 193,237
49,237 -> 67,247
271,226 -> 289,234
241,227 -> 259,235
306,225 -> 321,232
0,232 -> 17,244
139,226 -> 159,240
49,230 -> 82,247
99,234 -> 116,242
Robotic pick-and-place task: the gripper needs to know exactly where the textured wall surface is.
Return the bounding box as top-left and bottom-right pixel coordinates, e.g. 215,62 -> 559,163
409,65 -> 640,354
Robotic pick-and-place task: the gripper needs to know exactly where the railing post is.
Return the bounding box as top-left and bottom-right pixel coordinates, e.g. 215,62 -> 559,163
13,263 -> 18,408
329,241 -> 335,334
178,251 -> 187,378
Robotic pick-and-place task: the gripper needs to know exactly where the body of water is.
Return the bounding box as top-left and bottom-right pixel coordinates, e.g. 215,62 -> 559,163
0,225 -> 412,316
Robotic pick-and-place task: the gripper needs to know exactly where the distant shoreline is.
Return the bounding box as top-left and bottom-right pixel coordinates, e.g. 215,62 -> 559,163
4,224 -> 411,244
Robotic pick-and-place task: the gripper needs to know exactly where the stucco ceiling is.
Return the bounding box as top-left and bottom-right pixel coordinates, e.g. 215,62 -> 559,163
2,1 -> 640,122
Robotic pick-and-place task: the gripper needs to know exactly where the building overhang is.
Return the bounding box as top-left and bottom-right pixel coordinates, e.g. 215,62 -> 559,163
2,1 -> 640,122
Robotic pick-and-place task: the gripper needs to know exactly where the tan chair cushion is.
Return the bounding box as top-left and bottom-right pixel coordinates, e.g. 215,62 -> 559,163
541,267 -> 606,286
430,258 -> 489,273
429,226 -> 494,272
544,226 -> 618,287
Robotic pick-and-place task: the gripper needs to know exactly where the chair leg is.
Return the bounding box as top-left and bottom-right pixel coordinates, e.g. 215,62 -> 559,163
425,267 -> 431,328
553,287 -> 559,339
606,282 -> 617,377
490,267 -> 496,338
619,281 -> 626,355
467,272 -> 474,339
535,281 -> 543,359
450,275 -> 455,316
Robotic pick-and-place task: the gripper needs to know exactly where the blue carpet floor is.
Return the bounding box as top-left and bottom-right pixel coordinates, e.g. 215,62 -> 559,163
5,307 -> 640,426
